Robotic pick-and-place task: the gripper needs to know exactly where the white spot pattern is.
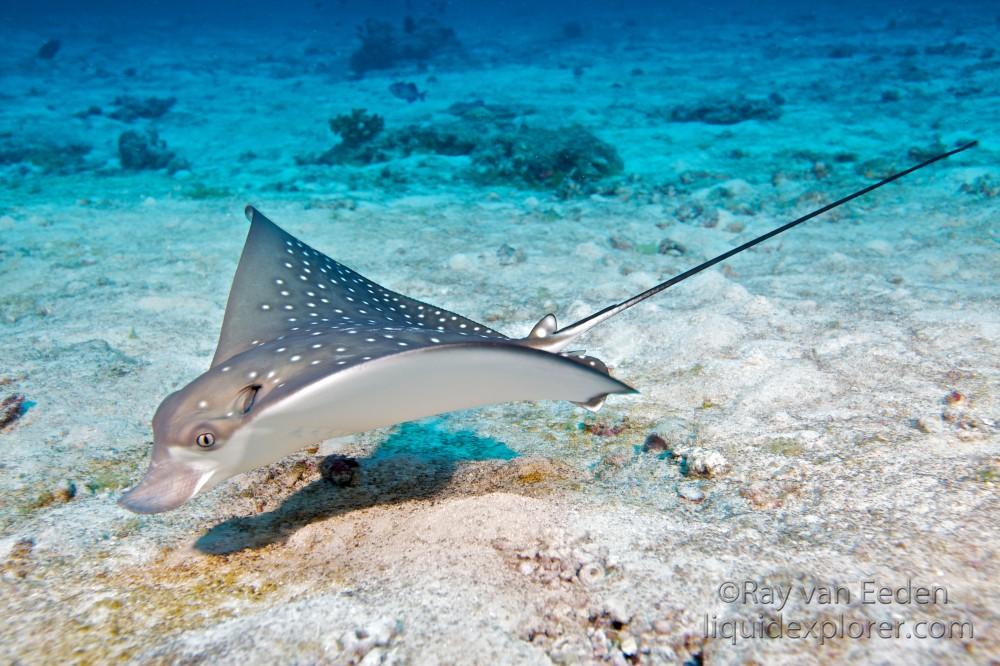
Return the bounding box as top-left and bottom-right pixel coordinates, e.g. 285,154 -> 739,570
209,214 -> 518,402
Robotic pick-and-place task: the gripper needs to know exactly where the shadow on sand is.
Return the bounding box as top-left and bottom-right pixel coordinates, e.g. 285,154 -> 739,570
194,420 -> 518,555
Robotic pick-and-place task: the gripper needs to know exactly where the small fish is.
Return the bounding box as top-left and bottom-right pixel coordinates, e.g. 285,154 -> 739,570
37,39 -> 60,60
389,81 -> 427,103
119,142 -> 976,514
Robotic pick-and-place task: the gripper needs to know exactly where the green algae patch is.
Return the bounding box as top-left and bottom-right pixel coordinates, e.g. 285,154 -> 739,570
183,182 -> 233,200
4,449 -> 148,527
518,470 -> 547,484
0,544 -> 293,663
25,484 -> 75,511
483,457 -> 585,495
84,455 -> 144,493
767,437 -> 804,457
976,467 -> 998,483
668,363 -> 704,379
973,459 -> 999,484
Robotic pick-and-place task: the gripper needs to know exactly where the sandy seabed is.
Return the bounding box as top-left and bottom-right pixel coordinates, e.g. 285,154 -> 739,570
0,7 -> 998,664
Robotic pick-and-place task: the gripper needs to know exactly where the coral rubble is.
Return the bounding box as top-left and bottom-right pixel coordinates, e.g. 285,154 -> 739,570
468,125 -> 623,193
108,95 -> 176,122
300,108 -> 622,196
118,129 -> 181,171
0,136 -> 91,174
669,93 -> 784,124
349,16 -> 461,74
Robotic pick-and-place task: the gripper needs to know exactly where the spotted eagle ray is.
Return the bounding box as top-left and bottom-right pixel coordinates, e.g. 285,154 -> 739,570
120,142 -> 976,514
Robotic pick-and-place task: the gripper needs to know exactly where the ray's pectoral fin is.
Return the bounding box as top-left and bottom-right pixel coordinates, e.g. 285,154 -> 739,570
573,395 -> 609,413
517,315 -> 622,412
211,206 -> 509,370
263,343 -> 637,435
561,352 -> 620,412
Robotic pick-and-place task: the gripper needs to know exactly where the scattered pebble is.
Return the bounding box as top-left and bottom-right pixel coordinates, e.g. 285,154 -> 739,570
649,417 -> 696,450
496,243 -> 525,266
941,409 -> 984,432
740,481 -> 790,509
651,619 -> 672,634
583,418 -> 629,437
603,596 -> 632,625
673,446 -> 730,478
642,433 -> 669,453
677,484 -> 705,502
9,538 -> 34,560
599,450 -> 630,469
448,252 -> 474,271
865,239 -> 892,256
673,200 -> 719,227
337,618 -> 401,663
657,238 -> 686,256
4,538 -> 34,578
915,416 -> 943,434
320,454 -> 361,487
54,479 -> 76,503
495,533 -> 613,588
0,394 -> 27,430
944,390 -> 965,406
578,562 -> 605,585
359,647 -> 383,666
960,174 -> 999,198
29,479 -> 77,510
281,462 -> 308,488
574,241 -> 604,260
608,236 -> 633,251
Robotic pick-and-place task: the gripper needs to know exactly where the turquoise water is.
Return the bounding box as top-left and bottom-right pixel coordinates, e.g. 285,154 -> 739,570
0,1 -> 997,663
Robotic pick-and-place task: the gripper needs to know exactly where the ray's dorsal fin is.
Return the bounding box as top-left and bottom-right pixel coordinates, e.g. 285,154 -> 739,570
211,206 -> 506,368
537,141 -> 978,352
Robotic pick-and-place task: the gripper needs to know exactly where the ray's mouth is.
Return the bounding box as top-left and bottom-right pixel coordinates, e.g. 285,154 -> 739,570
118,457 -> 213,514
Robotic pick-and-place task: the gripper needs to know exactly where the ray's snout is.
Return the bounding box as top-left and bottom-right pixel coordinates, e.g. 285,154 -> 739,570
118,457 -> 208,514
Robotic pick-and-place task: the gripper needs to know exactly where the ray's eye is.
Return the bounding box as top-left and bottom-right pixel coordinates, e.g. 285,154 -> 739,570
195,432 -> 216,448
